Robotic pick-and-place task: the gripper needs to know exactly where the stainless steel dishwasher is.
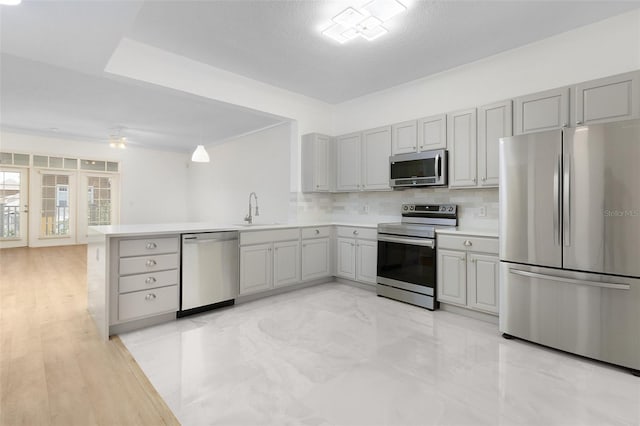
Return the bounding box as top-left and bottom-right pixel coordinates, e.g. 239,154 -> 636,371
179,231 -> 239,317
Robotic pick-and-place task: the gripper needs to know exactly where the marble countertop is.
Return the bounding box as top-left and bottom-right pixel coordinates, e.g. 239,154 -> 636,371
435,227 -> 499,238
90,221 -> 378,238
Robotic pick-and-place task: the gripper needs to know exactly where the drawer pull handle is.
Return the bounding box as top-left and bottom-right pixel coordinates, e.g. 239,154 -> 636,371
315,229 -> 320,235
145,293 -> 157,301
146,242 -> 157,249
464,240 -> 472,246
145,277 -> 157,284
353,230 -> 359,235
146,259 -> 157,267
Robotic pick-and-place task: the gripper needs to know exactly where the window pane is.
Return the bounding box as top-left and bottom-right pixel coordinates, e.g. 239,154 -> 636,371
0,153 -> 12,164
106,162 -> 118,172
41,173 -> 70,236
64,158 -> 77,169
87,176 -> 112,226
49,157 -> 63,168
0,171 -> 21,238
81,160 -> 105,171
14,154 -> 29,166
33,155 -> 48,168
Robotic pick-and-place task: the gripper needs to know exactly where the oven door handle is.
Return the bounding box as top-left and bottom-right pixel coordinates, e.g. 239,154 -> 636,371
377,235 -> 435,247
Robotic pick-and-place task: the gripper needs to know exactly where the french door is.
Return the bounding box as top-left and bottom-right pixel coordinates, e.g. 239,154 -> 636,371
77,173 -> 120,244
29,169 -> 77,247
0,167 -> 29,248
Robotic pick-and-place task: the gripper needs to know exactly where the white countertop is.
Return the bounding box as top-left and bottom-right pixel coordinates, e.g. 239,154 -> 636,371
435,227 -> 499,238
90,221 -> 378,238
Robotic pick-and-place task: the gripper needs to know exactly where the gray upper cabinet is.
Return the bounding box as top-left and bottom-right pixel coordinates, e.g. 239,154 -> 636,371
418,114 -> 447,151
478,100 -> 512,187
447,108 -> 477,188
335,132 -> 361,192
361,126 -> 392,191
574,70 -> 640,126
301,133 -> 332,192
391,120 -> 417,155
514,87 -> 569,135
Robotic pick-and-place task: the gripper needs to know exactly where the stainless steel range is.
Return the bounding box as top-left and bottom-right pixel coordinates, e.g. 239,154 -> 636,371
376,204 -> 458,310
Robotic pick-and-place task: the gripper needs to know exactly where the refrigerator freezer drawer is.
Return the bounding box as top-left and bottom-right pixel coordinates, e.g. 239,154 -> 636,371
500,262 -> 640,371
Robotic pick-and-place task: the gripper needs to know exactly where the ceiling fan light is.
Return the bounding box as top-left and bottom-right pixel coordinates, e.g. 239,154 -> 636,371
362,0 -> 406,21
360,25 -> 388,41
191,145 -> 210,163
332,7 -> 365,27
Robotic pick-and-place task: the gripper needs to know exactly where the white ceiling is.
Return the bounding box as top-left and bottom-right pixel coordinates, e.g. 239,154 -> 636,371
1,1 -> 638,150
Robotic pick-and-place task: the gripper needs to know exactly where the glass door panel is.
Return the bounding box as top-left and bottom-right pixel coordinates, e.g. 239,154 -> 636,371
29,170 -> 76,247
0,167 -> 29,248
77,173 -> 119,243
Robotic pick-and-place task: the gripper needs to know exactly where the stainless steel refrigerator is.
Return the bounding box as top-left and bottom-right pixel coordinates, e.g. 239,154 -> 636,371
499,119 -> 640,374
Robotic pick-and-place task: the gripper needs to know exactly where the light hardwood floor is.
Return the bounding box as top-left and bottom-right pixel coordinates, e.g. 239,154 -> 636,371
0,245 -> 179,426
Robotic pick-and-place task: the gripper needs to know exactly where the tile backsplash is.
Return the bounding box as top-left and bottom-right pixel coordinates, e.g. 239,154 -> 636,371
292,187 -> 499,229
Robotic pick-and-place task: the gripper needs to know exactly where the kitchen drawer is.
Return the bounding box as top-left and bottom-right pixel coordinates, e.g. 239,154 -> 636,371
336,226 -> 377,240
240,228 -> 299,246
119,269 -> 179,294
438,234 -> 498,254
119,253 -> 179,276
118,285 -> 178,322
301,226 -> 331,239
119,237 -> 179,257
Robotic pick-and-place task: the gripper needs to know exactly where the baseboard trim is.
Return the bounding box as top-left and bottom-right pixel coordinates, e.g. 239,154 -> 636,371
439,303 -> 498,324
236,277 -> 333,304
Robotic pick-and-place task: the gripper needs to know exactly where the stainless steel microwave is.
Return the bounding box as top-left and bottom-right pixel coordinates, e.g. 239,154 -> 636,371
389,149 -> 448,188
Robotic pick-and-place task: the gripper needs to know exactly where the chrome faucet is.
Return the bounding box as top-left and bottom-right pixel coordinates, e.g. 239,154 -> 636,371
244,192 -> 259,224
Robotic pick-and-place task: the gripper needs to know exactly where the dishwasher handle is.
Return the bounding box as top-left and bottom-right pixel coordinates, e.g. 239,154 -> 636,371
182,232 -> 238,244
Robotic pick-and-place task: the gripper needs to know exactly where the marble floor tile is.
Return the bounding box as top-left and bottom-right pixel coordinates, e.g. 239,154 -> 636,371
120,283 -> 640,426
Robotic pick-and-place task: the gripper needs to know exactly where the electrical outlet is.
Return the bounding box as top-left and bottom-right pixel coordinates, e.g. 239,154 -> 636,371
478,206 -> 486,217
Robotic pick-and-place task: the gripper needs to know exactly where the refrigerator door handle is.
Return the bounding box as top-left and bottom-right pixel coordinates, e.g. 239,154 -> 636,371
553,155 -> 561,246
509,269 -> 630,290
563,156 -> 571,246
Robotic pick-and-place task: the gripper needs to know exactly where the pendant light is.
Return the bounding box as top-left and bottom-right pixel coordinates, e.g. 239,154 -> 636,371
191,145 -> 210,162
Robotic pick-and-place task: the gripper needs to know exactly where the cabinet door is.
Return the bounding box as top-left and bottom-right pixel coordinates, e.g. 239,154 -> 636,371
514,87 -> 569,134
467,253 -> 499,314
240,244 -> 272,295
575,71 -> 640,126
361,126 -> 392,190
273,240 -> 300,288
478,100 -> 512,187
336,133 -> 361,191
313,134 -> 331,191
301,238 -> 330,281
336,237 -> 356,280
391,120 -> 417,155
437,249 -> 467,306
447,108 -> 477,188
418,114 -> 447,151
356,239 -> 377,285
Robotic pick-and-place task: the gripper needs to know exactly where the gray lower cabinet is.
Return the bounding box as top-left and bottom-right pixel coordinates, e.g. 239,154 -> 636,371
335,226 -> 377,286
514,87 -> 569,134
301,227 -> 331,281
437,233 -> 499,315
114,235 -> 180,323
574,70 -> 640,126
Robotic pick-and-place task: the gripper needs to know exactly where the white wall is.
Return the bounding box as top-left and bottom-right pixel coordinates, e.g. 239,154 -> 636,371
0,131 -> 190,224
333,9 -> 640,134
187,122 -> 292,225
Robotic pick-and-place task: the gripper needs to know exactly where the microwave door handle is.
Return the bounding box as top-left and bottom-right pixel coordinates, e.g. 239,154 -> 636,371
434,154 -> 440,178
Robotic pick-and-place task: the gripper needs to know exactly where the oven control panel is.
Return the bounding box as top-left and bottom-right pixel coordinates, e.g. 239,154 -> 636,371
401,204 -> 457,215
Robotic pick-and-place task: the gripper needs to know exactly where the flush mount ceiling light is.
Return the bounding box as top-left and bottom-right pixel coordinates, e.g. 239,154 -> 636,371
321,0 -> 406,44
191,145 -> 210,163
